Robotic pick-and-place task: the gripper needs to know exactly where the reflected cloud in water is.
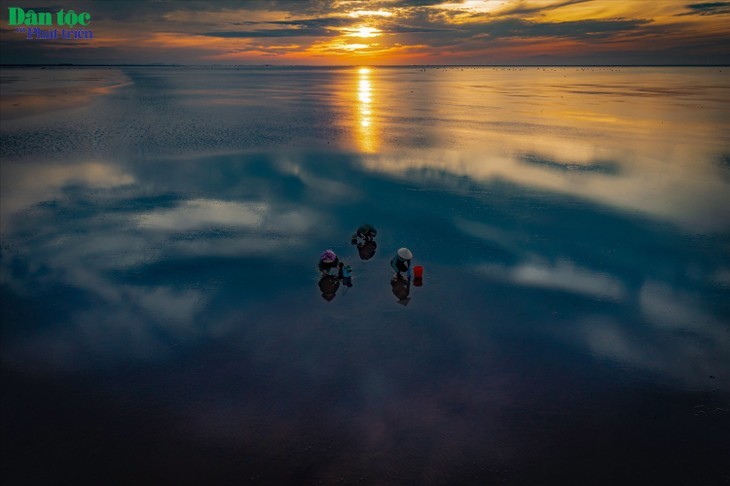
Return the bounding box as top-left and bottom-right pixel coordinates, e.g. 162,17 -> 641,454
0,160 -> 135,231
0,155 -> 332,369
363,148 -> 730,233
136,199 -> 266,231
2,149 -> 726,393
476,259 -> 625,302
345,67 -> 729,232
1,66 -> 729,482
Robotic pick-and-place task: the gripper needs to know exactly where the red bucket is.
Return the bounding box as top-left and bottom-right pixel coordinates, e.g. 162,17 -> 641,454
413,266 -> 424,279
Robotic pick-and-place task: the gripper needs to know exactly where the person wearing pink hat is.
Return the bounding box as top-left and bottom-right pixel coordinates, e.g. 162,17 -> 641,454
318,249 -> 339,276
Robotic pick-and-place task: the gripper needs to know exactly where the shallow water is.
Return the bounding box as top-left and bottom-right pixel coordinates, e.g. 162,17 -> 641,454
1,66 -> 729,484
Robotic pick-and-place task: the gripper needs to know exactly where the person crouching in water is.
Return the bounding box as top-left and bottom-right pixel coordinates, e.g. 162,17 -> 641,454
390,247 -> 413,280
319,249 -> 339,275
351,224 -> 377,261
353,224 -> 377,242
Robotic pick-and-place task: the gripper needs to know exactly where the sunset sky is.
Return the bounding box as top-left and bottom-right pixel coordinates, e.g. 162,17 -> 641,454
1,0 -> 729,65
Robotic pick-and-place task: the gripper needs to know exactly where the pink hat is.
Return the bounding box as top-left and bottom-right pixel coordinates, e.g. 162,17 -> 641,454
320,249 -> 337,263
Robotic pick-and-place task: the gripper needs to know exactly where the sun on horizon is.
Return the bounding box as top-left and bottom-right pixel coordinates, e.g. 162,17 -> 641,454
1,0 -> 728,65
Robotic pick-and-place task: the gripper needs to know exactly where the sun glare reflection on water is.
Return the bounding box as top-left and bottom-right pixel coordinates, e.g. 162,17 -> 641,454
356,67 -> 377,153
1,65 -> 729,485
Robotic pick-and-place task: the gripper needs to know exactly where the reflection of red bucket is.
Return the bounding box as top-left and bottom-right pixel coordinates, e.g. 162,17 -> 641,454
413,266 -> 424,279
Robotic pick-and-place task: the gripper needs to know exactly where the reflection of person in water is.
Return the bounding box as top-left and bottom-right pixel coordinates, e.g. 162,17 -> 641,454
390,247 -> 413,280
319,274 -> 340,301
318,249 -> 339,275
351,224 -> 377,261
356,239 -> 377,260
391,275 -> 411,305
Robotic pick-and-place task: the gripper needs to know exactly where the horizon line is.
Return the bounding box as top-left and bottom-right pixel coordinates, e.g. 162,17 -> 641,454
1,63 -> 728,68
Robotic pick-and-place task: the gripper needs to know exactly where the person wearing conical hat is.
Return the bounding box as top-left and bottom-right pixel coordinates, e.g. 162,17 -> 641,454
318,249 -> 339,275
390,247 -> 413,280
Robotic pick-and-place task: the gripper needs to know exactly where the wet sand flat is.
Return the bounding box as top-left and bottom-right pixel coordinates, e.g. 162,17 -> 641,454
1,66 -> 729,484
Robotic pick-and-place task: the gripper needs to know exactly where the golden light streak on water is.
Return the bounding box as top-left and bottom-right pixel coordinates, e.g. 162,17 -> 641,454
356,67 -> 377,153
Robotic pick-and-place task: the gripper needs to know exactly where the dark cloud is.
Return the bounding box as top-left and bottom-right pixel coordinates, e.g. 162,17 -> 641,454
47,0 -> 228,22
682,2 -> 730,15
199,27 -> 337,38
197,14 -> 350,38
382,24 -> 457,33
369,0 -> 446,5
269,18 -> 348,27
215,15 -> 455,38
477,0 -> 593,17
469,17 -> 652,41
5,0 -> 339,22
520,153 -> 621,175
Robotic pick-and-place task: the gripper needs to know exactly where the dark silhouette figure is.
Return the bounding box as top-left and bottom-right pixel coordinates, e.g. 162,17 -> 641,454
317,250 -> 353,301
319,274 -> 340,302
352,224 -> 378,261
318,249 -> 339,275
390,247 -> 413,279
354,224 -> 377,241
